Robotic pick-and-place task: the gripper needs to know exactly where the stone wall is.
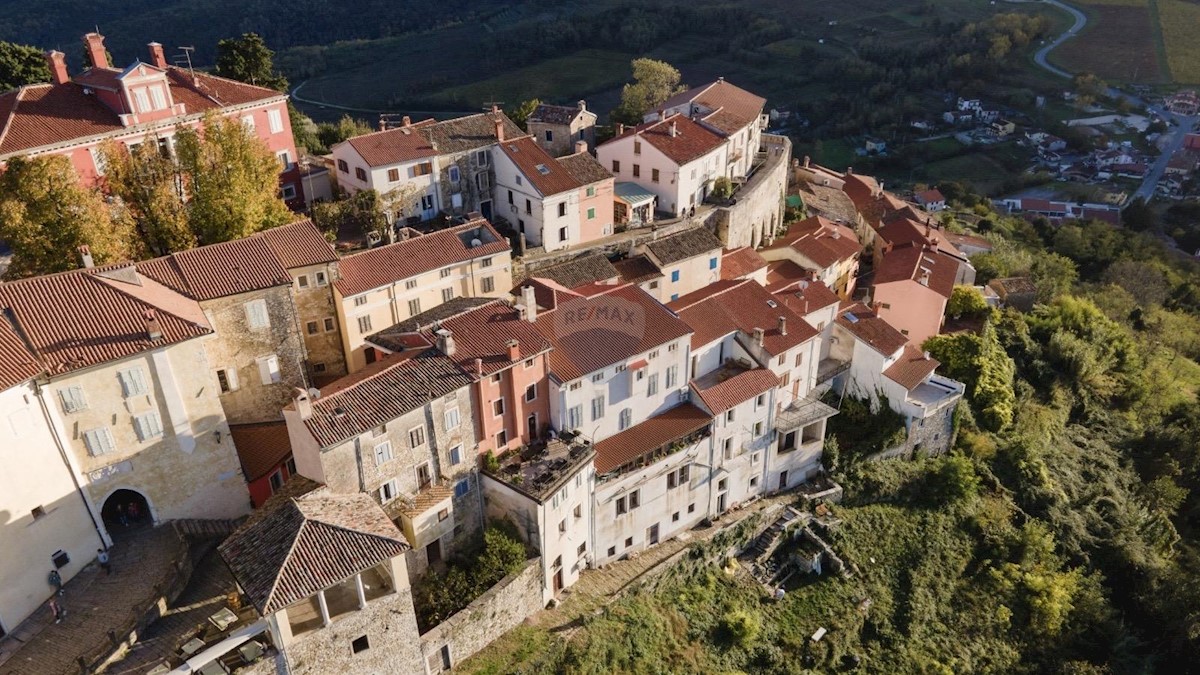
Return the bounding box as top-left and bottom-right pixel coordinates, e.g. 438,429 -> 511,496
283,588 -> 425,675
418,557 -> 542,673
514,215 -> 707,282
290,263 -> 348,380
868,398 -> 959,461
712,134 -> 791,250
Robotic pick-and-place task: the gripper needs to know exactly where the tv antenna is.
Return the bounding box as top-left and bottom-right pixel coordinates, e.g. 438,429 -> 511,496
173,46 -> 197,82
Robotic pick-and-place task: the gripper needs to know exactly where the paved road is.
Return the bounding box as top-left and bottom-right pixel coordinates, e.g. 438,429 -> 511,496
1031,0 -> 1087,79
1135,115 -> 1199,202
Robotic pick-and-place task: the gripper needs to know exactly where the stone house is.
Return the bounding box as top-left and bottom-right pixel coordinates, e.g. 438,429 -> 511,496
0,264 -> 250,545
615,226 -> 724,303
284,350 -> 483,577
759,215 -> 863,300
874,214 -> 975,286
527,101 -> 597,158
219,480 -> 424,674
332,219 -> 513,373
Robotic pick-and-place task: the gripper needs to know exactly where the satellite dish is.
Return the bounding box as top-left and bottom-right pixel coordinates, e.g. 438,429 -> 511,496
307,387 -> 321,399
471,238 -> 483,247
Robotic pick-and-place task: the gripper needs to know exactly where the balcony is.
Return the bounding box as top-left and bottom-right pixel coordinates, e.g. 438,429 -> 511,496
776,397 -> 838,434
815,357 -> 851,384
594,404 -> 713,483
905,374 -> 965,418
485,434 -> 596,503
386,480 -> 456,549
284,562 -> 397,637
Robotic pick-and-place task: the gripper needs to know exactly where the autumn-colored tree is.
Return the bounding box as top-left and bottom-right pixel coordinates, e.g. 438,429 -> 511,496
174,113 -> 293,244
510,98 -> 542,131
98,139 -> 196,255
611,59 -> 685,125
0,155 -> 138,278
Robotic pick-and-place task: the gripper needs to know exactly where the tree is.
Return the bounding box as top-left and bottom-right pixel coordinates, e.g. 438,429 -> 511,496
924,323 -> 1016,431
510,98 -> 542,131
311,190 -> 386,243
174,112 -> 292,244
315,115 -> 373,152
1121,197 -> 1158,233
929,454 -> 981,503
0,41 -> 49,92
0,156 -> 138,278
947,285 -> 991,319
612,58 -> 685,125
98,139 -> 195,255
1071,73 -> 1107,107
213,33 -> 288,91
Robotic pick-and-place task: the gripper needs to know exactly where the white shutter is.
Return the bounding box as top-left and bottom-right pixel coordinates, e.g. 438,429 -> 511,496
444,407 -> 460,429
119,367 -> 148,397
268,109 -> 284,134
226,367 -> 240,392
134,411 -> 163,441
374,441 -> 392,466
257,355 -> 281,385
83,427 -> 115,456
59,386 -> 87,413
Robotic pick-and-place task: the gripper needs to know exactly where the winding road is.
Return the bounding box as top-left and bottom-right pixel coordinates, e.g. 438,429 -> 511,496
1032,0 -> 1087,79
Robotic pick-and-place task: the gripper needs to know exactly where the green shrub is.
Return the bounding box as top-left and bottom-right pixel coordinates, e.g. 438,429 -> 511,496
720,609 -> 761,648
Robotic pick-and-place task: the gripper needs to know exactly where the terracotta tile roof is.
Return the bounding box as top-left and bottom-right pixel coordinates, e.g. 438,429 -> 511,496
603,113 -> 725,165
873,246 -> 957,298
690,365 -> 778,415
836,303 -> 906,357
668,279 -> 818,354
644,227 -> 723,266
533,284 -> 692,381
391,483 -> 454,519
720,247 -> 767,280
425,112 -> 522,155
529,103 -> 589,125
0,318 -> 43,391
614,255 -> 662,283
334,219 -> 510,297
883,344 -> 940,391
256,219 -> 339,269
0,265 -> 212,377
137,236 -> 292,301
659,79 -> 766,135
794,183 -> 858,224
497,135 -> 581,196
342,119 -> 437,167
219,481 -> 409,615
914,189 -> 945,205
229,421 -> 293,482
942,231 -> 993,252
435,300 -> 553,378
594,403 -> 711,474
772,280 -> 840,316
877,214 -> 963,260
765,216 -> 861,269
366,297 -> 491,352
557,151 -> 612,186
764,260 -> 815,293
528,253 -> 618,289
303,349 -> 473,448
989,276 -> 1037,296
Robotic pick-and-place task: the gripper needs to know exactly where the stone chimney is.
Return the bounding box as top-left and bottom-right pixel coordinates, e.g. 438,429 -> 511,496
506,339 -> 520,361
378,117 -> 387,132
846,166 -> 853,175
669,120 -> 678,138
474,358 -> 484,378
778,316 -> 788,336
294,388 -> 313,420
147,42 -> 167,69
45,51 -> 68,85
83,33 -> 109,69
494,115 -> 505,143
577,100 -> 587,112
436,328 -> 457,356
143,310 -> 163,341
753,327 -> 765,346
522,285 -> 538,323
803,155 -> 811,168
402,115 -> 411,128
616,123 -> 625,135
575,140 -> 588,154
77,245 -> 94,268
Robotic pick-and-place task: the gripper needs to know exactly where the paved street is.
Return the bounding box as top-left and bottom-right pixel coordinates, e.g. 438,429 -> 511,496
1030,0 -> 1087,79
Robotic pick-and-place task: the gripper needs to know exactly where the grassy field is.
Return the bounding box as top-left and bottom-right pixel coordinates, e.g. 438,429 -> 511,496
423,50 -> 632,108
1053,4 -> 1167,82
1158,0 -> 1200,83
917,153 -> 1014,194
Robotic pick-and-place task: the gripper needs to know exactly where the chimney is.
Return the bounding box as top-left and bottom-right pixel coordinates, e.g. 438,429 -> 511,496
574,140 -> 588,154
402,115 -> 411,128
669,121 -> 678,138
294,388 -> 313,420
45,51 -> 68,85
506,339 -> 520,361
522,285 -> 538,323
77,245 -> 94,269
753,327 -> 765,346
923,351 -> 931,361
657,109 -> 665,122
378,117 -> 387,132
436,328 -> 457,356
83,33 -> 109,69
494,115 -> 505,143
143,310 -> 163,341
147,42 -> 167,69
778,316 -> 788,336
577,100 -> 587,112
919,269 -> 931,287
474,357 -> 484,378
803,155 -> 811,168
846,166 -> 853,175
616,123 -> 625,135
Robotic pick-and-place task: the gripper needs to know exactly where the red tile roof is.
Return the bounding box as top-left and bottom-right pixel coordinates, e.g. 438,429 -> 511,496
0,319 -> 43,391
229,421 -> 294,482
765,216 -> 862,269
877,214 -> 963,260
873,246 -> 957,298
764,260 -> 814,293
138,236 -> 292,301
0,265 -> 211,377
533,284 -> 692,381
772,280 -> 840,317
836,303 -> 907,357
434,300 -> 552,378
335,219 -> 510,297
497,135 -> 581,196
669,279 -> 818,354
691,366 -> 778,415
256,219 -> 338,270
659,79 -> 766,135
720,247 -> 767,280
219,481 -> 409,614
594,403 -> 711,474
883,344 -> 940,391
603,113 -> 725,165
614,255 -> 663,283
342,119 -> 437,167
914,189 -> 945,205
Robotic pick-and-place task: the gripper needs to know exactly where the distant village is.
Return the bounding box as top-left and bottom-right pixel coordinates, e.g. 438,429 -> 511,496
0,31 -> 1112,675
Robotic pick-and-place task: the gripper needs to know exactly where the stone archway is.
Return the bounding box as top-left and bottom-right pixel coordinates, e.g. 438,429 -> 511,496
100,488 -> 154,538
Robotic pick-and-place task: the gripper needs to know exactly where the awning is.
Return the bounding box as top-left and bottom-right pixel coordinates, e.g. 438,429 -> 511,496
615,182 -> 656,207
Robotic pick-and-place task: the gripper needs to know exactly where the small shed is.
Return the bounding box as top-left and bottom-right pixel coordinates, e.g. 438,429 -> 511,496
614,182 -> 657,227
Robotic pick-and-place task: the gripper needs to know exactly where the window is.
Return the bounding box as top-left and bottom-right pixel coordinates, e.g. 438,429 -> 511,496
336,158 -> 351,174
323,318 -> 336,332
567,405 -> 583,429
256,354 -> 281,385
374,441 -> 393,465
476,150 -> 490,166
752,452 -> 760,464
587,207 -> 595,220
441,288 -> 454,303
587,186 -> 596,197
755,393 -> 767,408
525,199 -> 532,215
507,190 -> 514,205
491,372 -> 502,384
447,443 -> 464,467
632,164 -> 640,178
795,352 -> 804,367
413,162 -> 433,176
357,316 -> 372,333
688,503 -> 696,514
297,275 -> 310,289
718,478 -> 727,491
619,408 -> 632,430
277,150 -> 293,171
753,421 -> 764,436
611,160 -> 620,173
493,398 -> 505,416
590,396 -> 604,421
552,555 -> 562,569
133,411 -> 163,441
578,542 -> 587,557
625,537 -> 633,548
666,465 -> 689,489
725,409 -> 735,423
313,362 -> 327,373
387,168 -> 400,182
709,257 -> 718,270
417,463 -> 432,488
133,88 -> 153,113
668,342 -> 678,352
407,299 -> 421,316
558,519 -> 566,534
649,280 -> 659,290
455,479 -> 469,497
438,509 -> 449,522
481,276 -> 495,293
268,108 -> 283,134
440,268 -> 453,279
516,175 -> 523,186
281,183 -> 297,200
545,130 -> 554,142
559,227 -> 568,242
651,168 -> 660,183
421,195 -> 435,210
83,427 -> 115,456
355,167 -> 367,181
616,496 -> 627,516
495,429 -> 508,446
444,407 -> 461,429
665,365 -> 678,388
592,373 -> 604,383
750,476 -> 760,488
670,294 -> 678,301
672,511 -> 680,522
670,270 -> 680,283
449,166 -> 461,183
242,114 -> 257,131
149,85 -> 167,110
405,278 -> 419,290
634,140 -> 642,155
629,490 -> 640,509
724,438 -> 734,459
245,300 -> 270,329
409,426 -> 426,448
608,546 -> 616,557
647,373 -> 659,396
574,504 -> 582,519
525,383 -> 537,402
216,368 -> 239,393
118,368 -> 149,398
354,295 -> 368,307
524,358 -> 535,369
351,636 -> 370,654
306,321 -> 319,335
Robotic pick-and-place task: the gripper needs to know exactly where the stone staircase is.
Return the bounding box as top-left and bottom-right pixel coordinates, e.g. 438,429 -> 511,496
171,518 -> 243,540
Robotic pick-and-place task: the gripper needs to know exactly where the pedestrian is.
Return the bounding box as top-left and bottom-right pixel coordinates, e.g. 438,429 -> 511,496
48,569 -> 63,596
128,501 -> 140,523
49,598 -> 65,624
97,548 -> 111,576
117,503 -> 128,527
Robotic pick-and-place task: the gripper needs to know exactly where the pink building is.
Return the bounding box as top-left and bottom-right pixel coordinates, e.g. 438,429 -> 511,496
0,33 -> 306,209
871,245 -> 958,348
